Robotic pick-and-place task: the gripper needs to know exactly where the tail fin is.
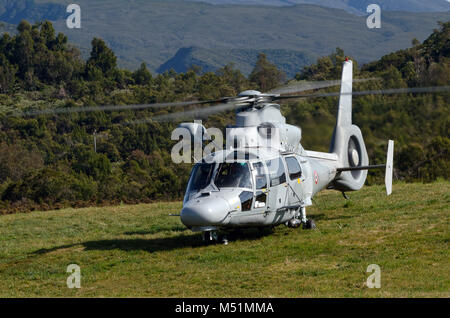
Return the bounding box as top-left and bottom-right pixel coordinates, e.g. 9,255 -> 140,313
330,60 -> 369,192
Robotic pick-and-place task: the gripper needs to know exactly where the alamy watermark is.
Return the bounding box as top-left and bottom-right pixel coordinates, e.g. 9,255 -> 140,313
170,120 -> 282,164
66,4 -> 81,29
66,264 -> 81,288
366,264 -> 381,288
65,3 -> 380,30
367,4 -> 381,29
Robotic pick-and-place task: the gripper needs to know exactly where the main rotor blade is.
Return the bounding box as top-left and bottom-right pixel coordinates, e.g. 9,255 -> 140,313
125,102 -> 239,124
267,78 -> 377,95
275,85 -> 450,101
14,98 -> 228,117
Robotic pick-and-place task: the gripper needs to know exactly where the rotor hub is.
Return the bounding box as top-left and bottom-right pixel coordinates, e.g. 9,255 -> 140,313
234,91 -> 279,109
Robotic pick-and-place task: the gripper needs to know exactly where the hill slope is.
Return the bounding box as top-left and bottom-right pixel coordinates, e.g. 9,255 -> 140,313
2,0 -> 449,74
0,182 -> 448,297
0,0 -> 65,24
183,0 -> 450,14
157,46 -> 316,77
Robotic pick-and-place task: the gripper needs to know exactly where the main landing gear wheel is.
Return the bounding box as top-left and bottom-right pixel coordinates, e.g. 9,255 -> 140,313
303,219 -> 316,230
299,206 -> 316,230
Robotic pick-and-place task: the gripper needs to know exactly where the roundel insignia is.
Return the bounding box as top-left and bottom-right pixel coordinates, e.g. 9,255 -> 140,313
314,170 -> 319,184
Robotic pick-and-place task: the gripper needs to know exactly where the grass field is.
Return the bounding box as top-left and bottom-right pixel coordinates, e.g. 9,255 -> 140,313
0,181 -> 448,297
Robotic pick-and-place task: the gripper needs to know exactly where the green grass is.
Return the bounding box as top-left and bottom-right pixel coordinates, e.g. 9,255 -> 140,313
0,181 -> 449,297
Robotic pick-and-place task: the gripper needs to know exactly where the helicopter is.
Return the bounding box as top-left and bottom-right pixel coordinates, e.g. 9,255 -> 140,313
174,59 -> 394,243
15,58 -> 449,244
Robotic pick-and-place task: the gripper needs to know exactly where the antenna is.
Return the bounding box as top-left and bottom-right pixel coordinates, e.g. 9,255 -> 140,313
93,129 -> 97,153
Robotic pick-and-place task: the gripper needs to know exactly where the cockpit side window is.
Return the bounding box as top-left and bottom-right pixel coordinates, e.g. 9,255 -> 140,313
266,158 -> 286,186
285,156 -> 302,180
215,162 -> 252,189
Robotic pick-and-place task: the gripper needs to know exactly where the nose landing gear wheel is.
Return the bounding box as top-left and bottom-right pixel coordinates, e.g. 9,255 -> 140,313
202,230 -> 223,243
202,230 -> 217,243
202,231 -> 228,245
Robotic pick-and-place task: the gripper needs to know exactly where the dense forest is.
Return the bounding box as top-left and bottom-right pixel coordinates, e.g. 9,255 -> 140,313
0,20 -> 448,214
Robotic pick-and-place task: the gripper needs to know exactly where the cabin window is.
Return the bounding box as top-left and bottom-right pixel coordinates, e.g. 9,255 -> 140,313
285,156 -> 302,180
254,191 -> 267,208
215,162 -> 252,189
239,191 -> 253,211
252,162 -> 268,190
266,158 -> 286,186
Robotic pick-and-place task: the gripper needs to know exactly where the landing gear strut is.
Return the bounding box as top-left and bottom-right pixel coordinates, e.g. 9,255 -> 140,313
287,207 -> 316,229
300,207 -> 316,230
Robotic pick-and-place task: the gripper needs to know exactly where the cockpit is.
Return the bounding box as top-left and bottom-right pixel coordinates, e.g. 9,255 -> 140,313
215,162 -> 252,189
183,161 -> 253,203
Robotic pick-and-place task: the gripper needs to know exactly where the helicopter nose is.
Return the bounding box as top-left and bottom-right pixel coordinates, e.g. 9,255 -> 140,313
181,197 -> 230,228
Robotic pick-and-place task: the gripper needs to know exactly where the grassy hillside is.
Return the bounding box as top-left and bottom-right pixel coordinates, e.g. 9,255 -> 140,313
0,181 -> 448,297
4,1 -> 450,73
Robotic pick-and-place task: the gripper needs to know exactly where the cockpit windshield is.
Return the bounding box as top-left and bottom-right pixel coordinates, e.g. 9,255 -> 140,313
184,161 -> 253,203
214,162 -> 252,189
184,163 -> 215,202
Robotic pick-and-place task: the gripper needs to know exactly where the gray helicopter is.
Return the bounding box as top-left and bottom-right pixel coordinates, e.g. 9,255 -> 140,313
17,59 -> 449,244
177,60 -> 394,243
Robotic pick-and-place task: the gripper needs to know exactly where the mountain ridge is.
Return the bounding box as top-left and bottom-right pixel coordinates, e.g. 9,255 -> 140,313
1,0 -> 449,75
181,0 -> 450,14
157,46 -> 316,77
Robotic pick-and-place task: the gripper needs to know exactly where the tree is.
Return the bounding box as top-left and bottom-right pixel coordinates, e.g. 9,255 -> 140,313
13,21 -> 34,81
0,143 -> 44,182
249,53 -> 285,91
296,47 -> 354,80
0,54 -> 17,93
40,20 -> 56,48
132,62 -> 152,85
87,38 -> 117,76
72,146 -> 112,181
422,21 -> 450,64
216,63 -> 249,95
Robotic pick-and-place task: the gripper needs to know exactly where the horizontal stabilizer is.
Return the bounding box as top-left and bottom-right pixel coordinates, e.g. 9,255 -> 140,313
336,140 -> 394,195
337,164 -> 385,172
